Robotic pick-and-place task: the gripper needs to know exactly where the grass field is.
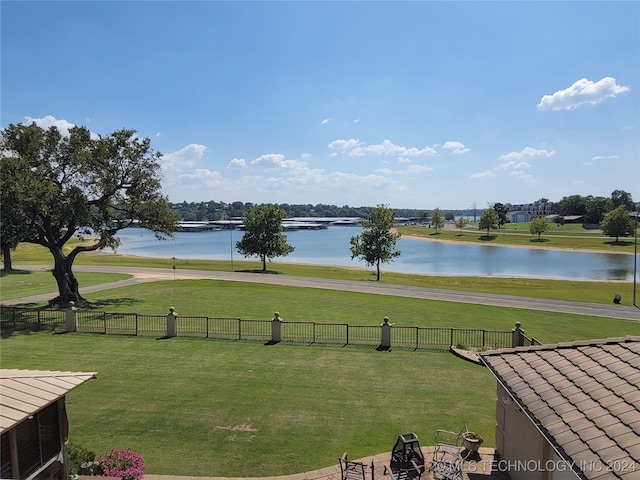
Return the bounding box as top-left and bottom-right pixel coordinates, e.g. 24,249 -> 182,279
0,331 -> 496,477
397,223 -> 637,253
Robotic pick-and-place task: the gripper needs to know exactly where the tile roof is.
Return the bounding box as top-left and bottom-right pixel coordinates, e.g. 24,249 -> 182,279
0,369 -> 97,433
480,336 -> 640,480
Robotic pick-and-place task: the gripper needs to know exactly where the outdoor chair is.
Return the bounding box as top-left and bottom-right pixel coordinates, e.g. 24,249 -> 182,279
339,453 -> 367,480
429,427 -> 466,480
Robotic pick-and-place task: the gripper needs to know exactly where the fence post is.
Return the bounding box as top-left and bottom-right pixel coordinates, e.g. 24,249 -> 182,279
65,302 -> 78,332
166,307 -> 178,337
380,317 -> 392,350
512,322 -> 524,347
271,312 -> 282,343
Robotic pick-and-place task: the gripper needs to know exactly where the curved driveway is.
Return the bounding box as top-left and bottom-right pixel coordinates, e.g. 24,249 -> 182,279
5,264 -> 640,322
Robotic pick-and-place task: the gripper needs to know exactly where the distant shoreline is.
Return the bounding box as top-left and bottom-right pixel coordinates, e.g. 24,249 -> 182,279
399,232 -> 633,256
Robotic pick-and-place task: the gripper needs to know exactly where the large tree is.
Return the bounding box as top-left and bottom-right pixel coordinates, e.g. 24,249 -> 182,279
600,205 -> 635,243
349,204 -> 401,281
0,123 -> 178,305
235,203 -> 294,271
478,208 -> 499,238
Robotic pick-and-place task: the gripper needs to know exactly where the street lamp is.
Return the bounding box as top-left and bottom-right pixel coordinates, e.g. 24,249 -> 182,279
229,216 -> 234,272
634,211 -> 638,307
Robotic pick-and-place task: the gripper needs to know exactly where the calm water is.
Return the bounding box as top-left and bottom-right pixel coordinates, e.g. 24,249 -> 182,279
103,227 -> 638,281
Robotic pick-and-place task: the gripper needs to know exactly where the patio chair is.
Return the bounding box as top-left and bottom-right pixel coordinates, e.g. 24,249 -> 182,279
429,427 -> 466,480
339,453 -> 367,480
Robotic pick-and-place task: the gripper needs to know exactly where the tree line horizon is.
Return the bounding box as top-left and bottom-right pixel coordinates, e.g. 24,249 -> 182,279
171,190 -> 637,224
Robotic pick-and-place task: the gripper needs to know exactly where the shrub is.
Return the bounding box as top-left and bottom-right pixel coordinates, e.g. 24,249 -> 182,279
97,447 -> 145,480
67,442 -> 97,476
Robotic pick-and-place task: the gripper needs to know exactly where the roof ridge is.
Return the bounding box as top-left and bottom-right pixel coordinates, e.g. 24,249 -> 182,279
480,335 -> 640,357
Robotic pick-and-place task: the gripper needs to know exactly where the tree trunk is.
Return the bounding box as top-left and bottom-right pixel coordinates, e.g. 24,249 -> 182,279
261,254 -> 267,272
49,246 -> 83,306
2,245 -> 13,271
376,260 -> 381,281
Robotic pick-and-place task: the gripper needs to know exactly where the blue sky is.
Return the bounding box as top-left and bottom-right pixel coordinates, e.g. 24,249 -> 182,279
2,1 -> 638,210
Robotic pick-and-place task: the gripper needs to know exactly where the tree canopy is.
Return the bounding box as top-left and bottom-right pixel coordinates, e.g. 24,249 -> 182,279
349,204 -> 401,281
478,208 -> 499,238
0,122 -> 178,304
235,203 -> 294,271
600,206 -> 635,243
529,217 -> 549,240
430,208 -> 445,233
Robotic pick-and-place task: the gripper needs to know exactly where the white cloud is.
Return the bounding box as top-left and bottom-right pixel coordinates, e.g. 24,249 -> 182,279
498,147 -> 554,161
470,170 -> 496,179
228,158 -> 246,168
161,144 -> 207,170
496,160 -> 530,171
362,139 -> 437,157
537,77 -> 630,111
442,140 -> 470,154
375,168 -> 393,174
24,115 -> 100,139
24,115 -> 76,136
249,153 -> 307,170
321,117 -> 333,125
328,138 -> 362,150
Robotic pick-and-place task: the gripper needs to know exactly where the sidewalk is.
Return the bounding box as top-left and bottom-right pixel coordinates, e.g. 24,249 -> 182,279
142,447 -> 505,480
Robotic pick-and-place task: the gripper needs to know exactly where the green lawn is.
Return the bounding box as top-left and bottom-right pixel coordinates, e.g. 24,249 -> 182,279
0,270 -> 131,299
0,332 -> 496,477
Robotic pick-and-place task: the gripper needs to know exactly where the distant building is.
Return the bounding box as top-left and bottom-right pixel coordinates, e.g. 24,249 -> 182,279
506,211 -> 531,223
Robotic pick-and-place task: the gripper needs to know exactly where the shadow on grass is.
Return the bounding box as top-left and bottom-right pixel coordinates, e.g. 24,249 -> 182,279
234,269 -> 284,275
82,297 -> 143,309
604,240 -> 635,247
0,269 -> 35,277
479,235 -> 497,241
530,238 -> 550,243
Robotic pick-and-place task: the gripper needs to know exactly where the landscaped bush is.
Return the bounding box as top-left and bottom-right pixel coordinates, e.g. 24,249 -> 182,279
97,447 -> 145,480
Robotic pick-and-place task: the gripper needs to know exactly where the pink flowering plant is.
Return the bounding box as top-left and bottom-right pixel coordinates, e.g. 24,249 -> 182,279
97,447 -> 145,480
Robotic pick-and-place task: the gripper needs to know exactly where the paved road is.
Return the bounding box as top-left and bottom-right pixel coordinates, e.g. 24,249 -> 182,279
4,265 -> 640,322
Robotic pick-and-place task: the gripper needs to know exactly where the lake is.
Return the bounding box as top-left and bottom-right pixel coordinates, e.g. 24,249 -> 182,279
103,227 -> 638,281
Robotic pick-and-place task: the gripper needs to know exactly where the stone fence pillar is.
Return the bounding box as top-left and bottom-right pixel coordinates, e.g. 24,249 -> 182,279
65,302 -> 77,332
512,322 -> 525,347
271,312 -> 282,343
380,317 -> 392,350
166,307 -> 178,337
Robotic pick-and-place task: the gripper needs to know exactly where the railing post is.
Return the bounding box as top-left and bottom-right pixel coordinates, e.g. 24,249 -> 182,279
166,307 -> 178,337
65,302 -> 78,332
512,322 -> 524,347
271,312 -> 282,343
380,317 -> 392,350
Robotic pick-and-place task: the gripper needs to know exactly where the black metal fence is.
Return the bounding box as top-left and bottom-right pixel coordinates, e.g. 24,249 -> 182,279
0,305 -> 522,350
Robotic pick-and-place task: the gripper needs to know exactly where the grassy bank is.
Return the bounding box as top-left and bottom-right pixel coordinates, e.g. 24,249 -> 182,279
397,223 -> 637,253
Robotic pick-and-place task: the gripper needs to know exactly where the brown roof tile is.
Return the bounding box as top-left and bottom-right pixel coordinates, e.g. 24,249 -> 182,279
481,336 -> 640,480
